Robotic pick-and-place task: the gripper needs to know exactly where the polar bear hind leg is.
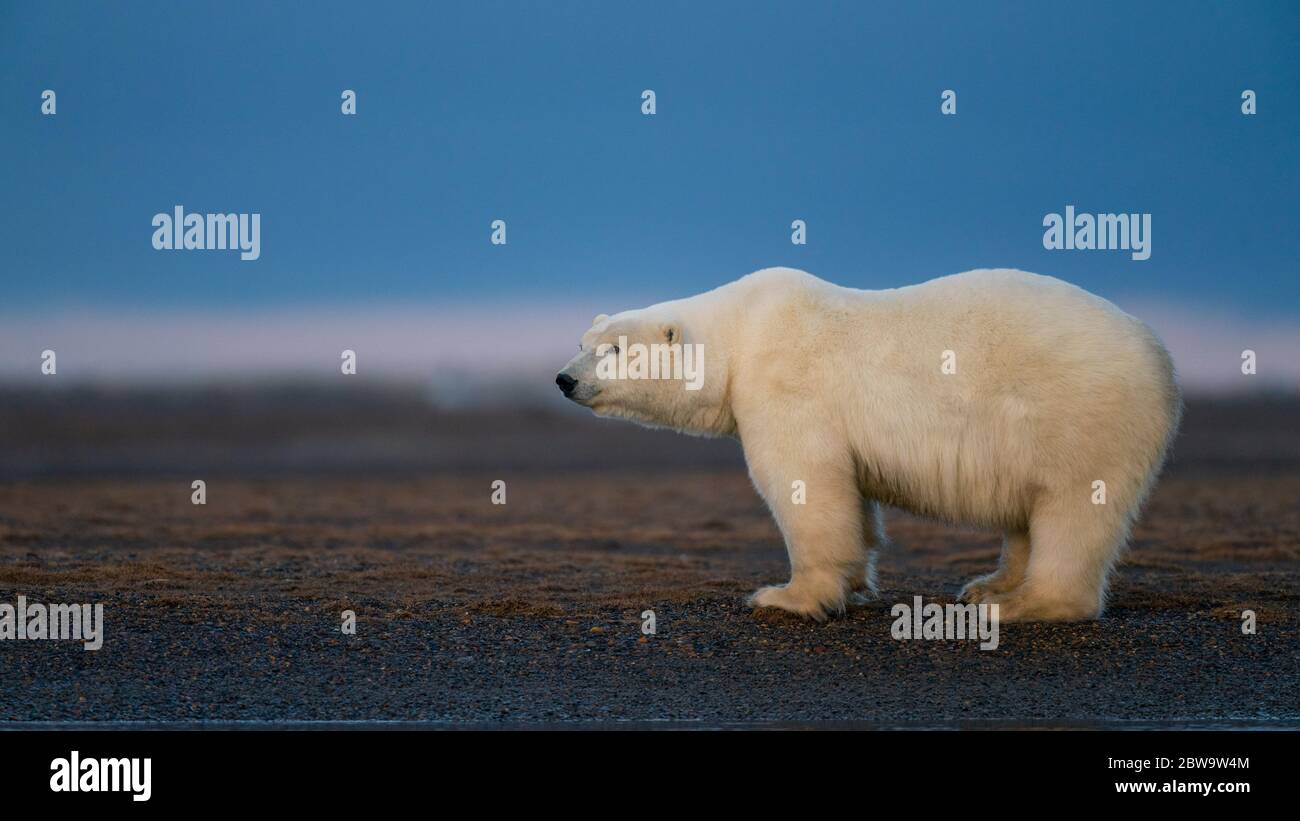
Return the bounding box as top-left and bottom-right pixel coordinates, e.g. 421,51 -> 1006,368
984,492 -> 1132,622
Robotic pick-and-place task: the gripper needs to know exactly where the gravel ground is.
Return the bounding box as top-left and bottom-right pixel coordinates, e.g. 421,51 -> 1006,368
0,389 -> 1296,726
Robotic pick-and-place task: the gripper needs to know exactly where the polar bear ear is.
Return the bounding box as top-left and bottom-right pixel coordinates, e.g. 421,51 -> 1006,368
659,322 -> 680,344
592,313 -> 609,327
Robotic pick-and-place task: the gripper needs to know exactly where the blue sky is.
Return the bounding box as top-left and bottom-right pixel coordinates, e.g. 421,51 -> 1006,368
0,1 -> 1297,390
2,0 -> 1297,311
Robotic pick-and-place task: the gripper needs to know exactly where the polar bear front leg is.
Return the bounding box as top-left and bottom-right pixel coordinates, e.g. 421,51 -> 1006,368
744,449 -> 869,621
851,500 -> 886,604
958,530 -> 1030,604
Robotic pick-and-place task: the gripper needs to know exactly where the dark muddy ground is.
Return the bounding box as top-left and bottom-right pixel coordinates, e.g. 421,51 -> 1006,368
0,385 -> 1296,726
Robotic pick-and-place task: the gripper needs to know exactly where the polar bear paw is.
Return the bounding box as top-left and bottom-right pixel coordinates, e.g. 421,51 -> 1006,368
979,589 -> 1102,622
957,573 -> 1017,604
747,576 -> 849,622
846,591 -> 874,607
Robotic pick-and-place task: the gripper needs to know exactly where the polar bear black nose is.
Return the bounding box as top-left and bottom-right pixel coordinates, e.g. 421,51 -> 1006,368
556,373 -> 578,395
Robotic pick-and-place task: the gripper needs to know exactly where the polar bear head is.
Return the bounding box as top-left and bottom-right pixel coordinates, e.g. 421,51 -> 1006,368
556,307 -> 733,436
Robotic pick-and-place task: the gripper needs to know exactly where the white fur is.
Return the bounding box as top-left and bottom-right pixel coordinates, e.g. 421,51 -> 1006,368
557,268 -> 1182,622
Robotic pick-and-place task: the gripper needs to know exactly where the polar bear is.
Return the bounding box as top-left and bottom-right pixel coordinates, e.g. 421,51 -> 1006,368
556,268 -> 1181,622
